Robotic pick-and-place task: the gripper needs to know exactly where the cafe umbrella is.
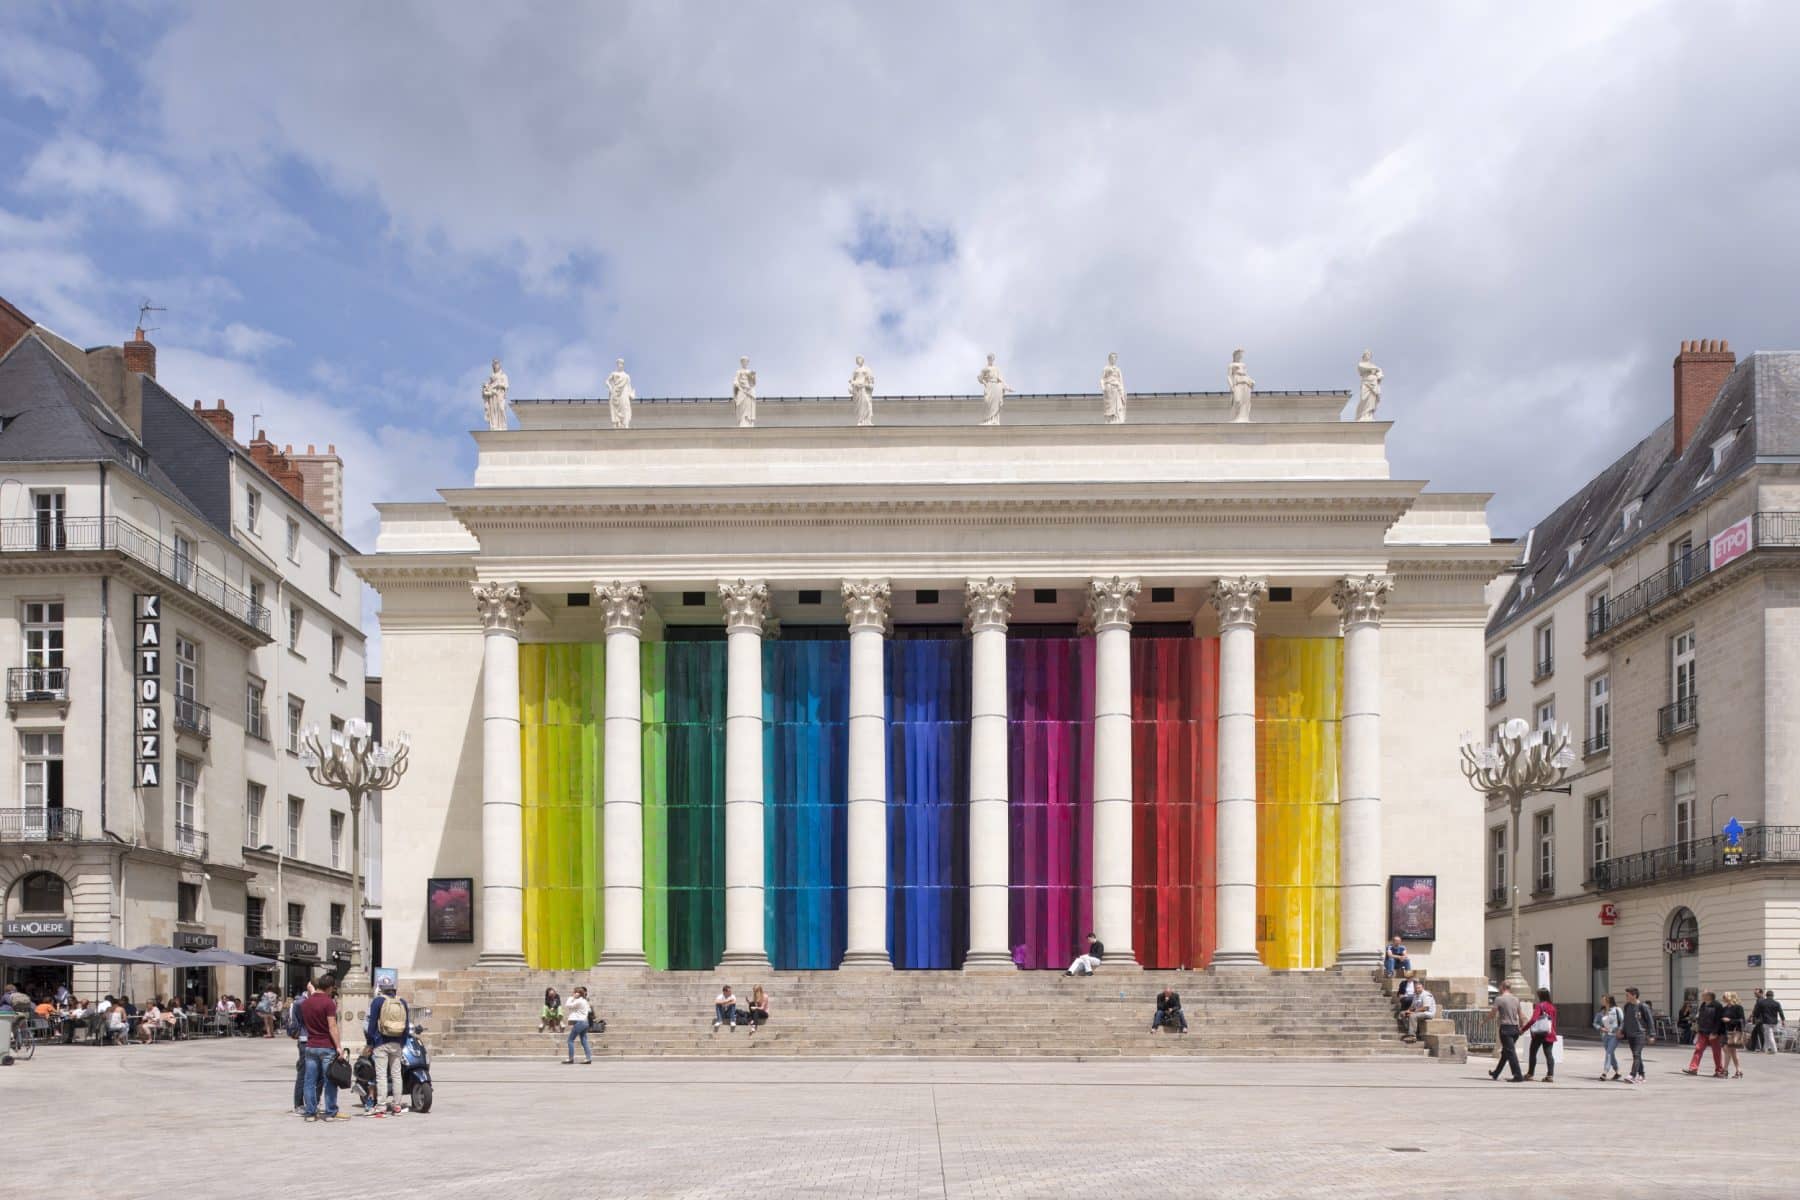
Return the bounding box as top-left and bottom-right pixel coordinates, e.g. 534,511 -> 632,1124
41,941 -> 166,1002
132,945 -> 203,1007
0,940 -> 76,965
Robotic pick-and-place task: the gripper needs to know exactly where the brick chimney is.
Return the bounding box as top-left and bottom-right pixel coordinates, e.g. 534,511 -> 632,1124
1673,339 -> 1735,458
192,398 -> 236,442
123,327 -> 157,377
247,434 -> 307,503
0,295 -> 33,356
287,442 -> 346,533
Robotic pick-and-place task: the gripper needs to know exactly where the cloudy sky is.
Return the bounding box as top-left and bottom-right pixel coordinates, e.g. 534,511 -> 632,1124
4,2 -> 1798,660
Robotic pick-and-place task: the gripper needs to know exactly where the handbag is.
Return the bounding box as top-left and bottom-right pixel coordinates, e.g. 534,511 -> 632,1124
1529,1015 -> 1552,1035
1727,1030 -> 1748,1048
327,1055 -> 354,1089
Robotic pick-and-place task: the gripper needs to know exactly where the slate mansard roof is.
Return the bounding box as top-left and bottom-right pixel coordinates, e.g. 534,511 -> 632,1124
1489,352 -> 1800,637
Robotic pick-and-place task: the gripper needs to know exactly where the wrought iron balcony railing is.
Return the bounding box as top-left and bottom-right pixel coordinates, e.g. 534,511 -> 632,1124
0,808 -> 82,841
1584,730 -> 1610,757
1593,824 -> 1800,891
0,516 -> 270,635
1658,694 -> 1698,740
1488,684 -> 1507,706
6,667 -> 70,703
1533,656 -> 1554,681
174,696 -> 212,739
174,823 -> 209,860
1487,885 -> 1508,907
1588,512 -> 1800,641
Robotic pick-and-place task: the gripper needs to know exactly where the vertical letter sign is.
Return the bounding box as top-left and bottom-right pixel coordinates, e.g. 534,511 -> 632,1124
135,593 -> 161,788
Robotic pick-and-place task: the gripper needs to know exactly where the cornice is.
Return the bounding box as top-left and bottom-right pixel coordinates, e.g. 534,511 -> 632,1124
1587,548 -> 1799,651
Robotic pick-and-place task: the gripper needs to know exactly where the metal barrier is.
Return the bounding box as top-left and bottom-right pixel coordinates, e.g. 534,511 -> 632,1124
1444,1008 -> 1497,1050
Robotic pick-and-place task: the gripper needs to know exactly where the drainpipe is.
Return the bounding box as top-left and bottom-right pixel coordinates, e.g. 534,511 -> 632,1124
98,462 -> 108,835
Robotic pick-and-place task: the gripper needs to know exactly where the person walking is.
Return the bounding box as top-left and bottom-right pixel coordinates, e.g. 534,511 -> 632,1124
1521,988 -> 1558,1083
1676,997 -> 1695,1045
1760,990 -> 1785,1053
1151,985 -> 1188,1034
299,973 -> 347,1122
1619,986 -> 1656,1084
1750,988 -> 1781,1054
563,985 -> 595,1064
364,977 -> 411,1116
1488,980 -> 1526,1082
1593,994 -> 1624,1081
1682,990 -> 1725,1077
1719,991 -> 1747,1079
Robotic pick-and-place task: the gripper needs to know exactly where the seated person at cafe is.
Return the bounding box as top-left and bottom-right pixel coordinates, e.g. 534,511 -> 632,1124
106,1001 -> 128,1045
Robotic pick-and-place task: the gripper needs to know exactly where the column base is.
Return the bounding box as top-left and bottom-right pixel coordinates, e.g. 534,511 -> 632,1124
474,951 -> 528,969
594,951 -> 650,970
961,950 -> 1018,972
1333,949 -> 1383,971
1206,951 -> 1267,972
1099,955 -> 1143,971
718,950 -> 772,972
838,949 -> 893,971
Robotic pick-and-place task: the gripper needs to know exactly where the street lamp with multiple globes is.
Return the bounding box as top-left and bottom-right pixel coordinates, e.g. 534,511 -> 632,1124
1459,717 -> 1577,997
299,718 -> 409,1015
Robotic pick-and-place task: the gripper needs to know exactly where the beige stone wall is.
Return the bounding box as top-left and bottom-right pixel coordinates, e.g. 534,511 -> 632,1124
1761,571 -> 1800,825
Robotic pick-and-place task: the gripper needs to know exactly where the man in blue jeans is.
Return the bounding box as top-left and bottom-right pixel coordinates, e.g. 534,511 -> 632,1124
299,973 -> 348,1122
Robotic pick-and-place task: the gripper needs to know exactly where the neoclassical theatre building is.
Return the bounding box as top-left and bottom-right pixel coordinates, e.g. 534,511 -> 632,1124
358,364 -> 1509,982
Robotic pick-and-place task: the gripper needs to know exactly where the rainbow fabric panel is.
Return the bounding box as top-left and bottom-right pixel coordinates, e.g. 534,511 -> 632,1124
518,643 -> 604,970
763,639 -> 850,969
1254,637 -> 1341,969
1007,637 -> 1096,969
1130,636 -> 1219,969
641,640 -> 727,971
885,637 -> 971,969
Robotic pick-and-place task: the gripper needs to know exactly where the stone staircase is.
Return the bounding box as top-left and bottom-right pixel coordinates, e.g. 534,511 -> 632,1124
408,967 -> 1432,1060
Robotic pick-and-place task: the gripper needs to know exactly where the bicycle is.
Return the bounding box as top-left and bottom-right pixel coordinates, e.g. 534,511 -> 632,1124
8,1024 -> 35,1061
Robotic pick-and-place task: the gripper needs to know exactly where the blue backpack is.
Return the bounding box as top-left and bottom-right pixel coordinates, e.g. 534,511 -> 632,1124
285,999 -> 304,1039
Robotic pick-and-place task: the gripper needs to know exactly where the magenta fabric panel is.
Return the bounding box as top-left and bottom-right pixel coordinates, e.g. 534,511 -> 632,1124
1006,637 -> 1096,969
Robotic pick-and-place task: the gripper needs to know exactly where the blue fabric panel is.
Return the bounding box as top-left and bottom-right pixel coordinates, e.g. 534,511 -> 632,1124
763,639 -> 850,969
885,637 -> 971,969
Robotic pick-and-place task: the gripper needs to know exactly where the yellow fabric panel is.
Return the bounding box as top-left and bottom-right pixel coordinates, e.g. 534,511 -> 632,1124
519,643 -> 604,969
1254,638 -> 1341,969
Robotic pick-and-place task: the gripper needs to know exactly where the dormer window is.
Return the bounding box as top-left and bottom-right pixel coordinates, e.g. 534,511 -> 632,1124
1619,499 -> 1643,539
1698,427 -> 1740,488
1554,539 -> 1585,585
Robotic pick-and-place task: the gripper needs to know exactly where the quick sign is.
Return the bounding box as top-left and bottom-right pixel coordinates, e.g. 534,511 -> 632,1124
134,593 -> 162,788
1711,516 -> 1753,572
1599,903 -> 1619,926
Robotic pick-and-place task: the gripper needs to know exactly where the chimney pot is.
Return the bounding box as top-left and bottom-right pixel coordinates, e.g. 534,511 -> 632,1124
307,444 -> 316,454
122,327 -> 156,378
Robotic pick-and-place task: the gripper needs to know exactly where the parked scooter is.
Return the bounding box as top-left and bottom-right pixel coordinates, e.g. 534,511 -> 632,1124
402,1006 -> 433,1112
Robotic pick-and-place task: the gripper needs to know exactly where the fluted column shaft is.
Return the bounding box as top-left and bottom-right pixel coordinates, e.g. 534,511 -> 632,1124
1210,576 -> 1267,970
720,579 -> 771,969
1335,575 -> 1392,969
841,580 -> 893,968
473,582 -> 530,967
964,577 -> 1016,969
1087,576 -> 1140,967
597,582 -> 648,968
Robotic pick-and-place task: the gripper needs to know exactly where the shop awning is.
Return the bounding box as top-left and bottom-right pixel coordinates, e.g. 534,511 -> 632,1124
184,947 -> 278,967
0,940 -> 76,965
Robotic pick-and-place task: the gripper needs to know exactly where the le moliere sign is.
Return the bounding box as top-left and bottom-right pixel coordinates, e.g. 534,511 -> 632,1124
1711,516 -> 1754,572
3,917 -> 73,939
284,939 -> 321,961
173,931 -> 218,951
245,937 -> 282,958
135,593 -> 162,788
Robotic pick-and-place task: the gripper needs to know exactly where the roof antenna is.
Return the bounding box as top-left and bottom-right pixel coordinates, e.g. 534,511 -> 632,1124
136,299 -> 166,334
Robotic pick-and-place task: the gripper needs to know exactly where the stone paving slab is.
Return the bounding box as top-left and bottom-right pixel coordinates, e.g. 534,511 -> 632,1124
5,1037 -> 1789,1198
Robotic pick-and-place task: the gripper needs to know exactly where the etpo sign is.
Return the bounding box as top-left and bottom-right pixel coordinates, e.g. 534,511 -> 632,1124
1711,516 -> 1753,571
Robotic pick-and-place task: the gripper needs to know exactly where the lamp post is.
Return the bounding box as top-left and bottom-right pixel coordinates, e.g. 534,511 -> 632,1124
299,718 -> 409,1017
1460,718 -> 1577,997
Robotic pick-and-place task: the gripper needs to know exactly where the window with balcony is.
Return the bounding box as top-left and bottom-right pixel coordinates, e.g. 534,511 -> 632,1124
18,730 -> 64,839
175,756 -> 201,856
247,896 -> 264,938
330,810 -> 345,870
172,532 -> 194,588
178,881 -> 201,924
245,781 -> 265,849
1587,587 -> 1610,639
1673,766 -> 1696,863
1535,698 -> 1556,732
330,633 -> 344,678
1533,620 -> 1554,680
287,901 -> 305,938
286,517 -> 300,562
17,600 -> 67,702
1489,651 -> 1507,704
248,578 -> 265,620
287,697 -> 304,753
174,636 -> 207,737
245,485 -> 261,532
246,678 -> 268,740
1534,811 -> 1555,894
328,551 -> 341,593
31,491 -> 66,550
330,903 -> 345,938
1663,628 -> 1698,737
286,795 -> 304,859
1489,825 -> 1508,904
1586,674 -> 1610,755
1586,792 -> 1611,881
1670,533 -> 1695,587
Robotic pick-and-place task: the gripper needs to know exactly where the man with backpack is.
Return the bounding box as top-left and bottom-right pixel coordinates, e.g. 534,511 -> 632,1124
364,977 -> 411,1117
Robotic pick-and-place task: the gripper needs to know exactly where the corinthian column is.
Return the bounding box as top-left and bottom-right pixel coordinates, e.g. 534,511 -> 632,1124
964,576 -> 1016,970
1333,574 -> 1392,969
596,581 -> 649,968
719,578 -> 771,969
841,579 -> 892,969
1086,575 -> 1141,968
1209,576 -> 1267,969
473,580 -> 531,967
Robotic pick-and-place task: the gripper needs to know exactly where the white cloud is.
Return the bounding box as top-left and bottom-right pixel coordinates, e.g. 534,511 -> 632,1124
0,30 -> 100,110
22,137 -> 187,226
220,321 -> 290,358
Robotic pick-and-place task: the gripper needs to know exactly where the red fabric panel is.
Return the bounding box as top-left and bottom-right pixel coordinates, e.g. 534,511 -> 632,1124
1130,636 -> 1218,968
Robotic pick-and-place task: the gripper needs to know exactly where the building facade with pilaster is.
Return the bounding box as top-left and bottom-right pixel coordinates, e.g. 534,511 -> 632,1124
362,378 -> 1506,980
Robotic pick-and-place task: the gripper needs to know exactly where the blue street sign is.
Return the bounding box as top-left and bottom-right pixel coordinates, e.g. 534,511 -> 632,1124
1723,817 -> 1744,846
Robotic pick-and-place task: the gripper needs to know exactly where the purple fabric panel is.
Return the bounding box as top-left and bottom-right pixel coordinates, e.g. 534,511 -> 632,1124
1006,637 -> 1095,969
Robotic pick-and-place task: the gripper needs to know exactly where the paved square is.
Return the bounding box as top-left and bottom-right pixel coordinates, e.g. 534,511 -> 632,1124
7,1037 -> 1788,1198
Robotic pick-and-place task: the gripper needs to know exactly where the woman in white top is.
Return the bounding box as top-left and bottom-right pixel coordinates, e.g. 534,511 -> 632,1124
563,986 -> 594,1065
1594,994 -> 1624,1082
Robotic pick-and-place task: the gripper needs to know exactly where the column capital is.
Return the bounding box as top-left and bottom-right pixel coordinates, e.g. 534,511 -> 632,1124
1332,574 -> 1394,632
842,578 -> 892,633
1209,576 -> 1268,630
595,580 -> 647,635
1082,575 -> 1140,634
471,581 -> 530,633
963,576 -> 1016,634
717,578 -> 770,633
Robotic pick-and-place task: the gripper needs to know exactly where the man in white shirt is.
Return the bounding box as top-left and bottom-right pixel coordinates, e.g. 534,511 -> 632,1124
713,986 -> 738,1033
1404,985 -> 1439,1041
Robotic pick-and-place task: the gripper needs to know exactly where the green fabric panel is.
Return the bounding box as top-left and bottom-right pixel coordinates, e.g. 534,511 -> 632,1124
641,639 -> 726,970
641,644 -> 670,971
519,643 -> 603,969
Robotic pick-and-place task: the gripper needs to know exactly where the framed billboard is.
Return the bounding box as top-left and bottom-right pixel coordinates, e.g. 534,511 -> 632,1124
1388,875 -> 1437,941
426,877 -> 475,943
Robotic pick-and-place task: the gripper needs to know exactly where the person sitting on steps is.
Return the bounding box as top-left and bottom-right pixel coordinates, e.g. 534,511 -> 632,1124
713,985 -> 738,1033
746,985 -> 770,1036
1402,982 -> 1438,1042
1151,986 -> 1188,1034
1064,932 -> 1104,976
1384,936 -> 1410,978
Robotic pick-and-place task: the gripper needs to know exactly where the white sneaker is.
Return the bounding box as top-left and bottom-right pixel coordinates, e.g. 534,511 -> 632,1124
712,1022 -> 720,1032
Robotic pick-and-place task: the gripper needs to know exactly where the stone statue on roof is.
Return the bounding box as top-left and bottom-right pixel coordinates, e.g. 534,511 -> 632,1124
1100,352 -> 1126,424
849,355 -> 876,427
732,356 -> 757,427
606,358 -> 635,430
481,358 -> 510,431
1227,348 -> 1255,423
1354,350 -> 1383,421
977,353 -> 1010,426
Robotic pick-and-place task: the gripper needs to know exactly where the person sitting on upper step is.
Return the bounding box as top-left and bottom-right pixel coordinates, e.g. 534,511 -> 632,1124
1151,986 -> 1188,1034
713,985 -> 738,1033
1384,936 -> 1411,977
1064,933 -> 1104,977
